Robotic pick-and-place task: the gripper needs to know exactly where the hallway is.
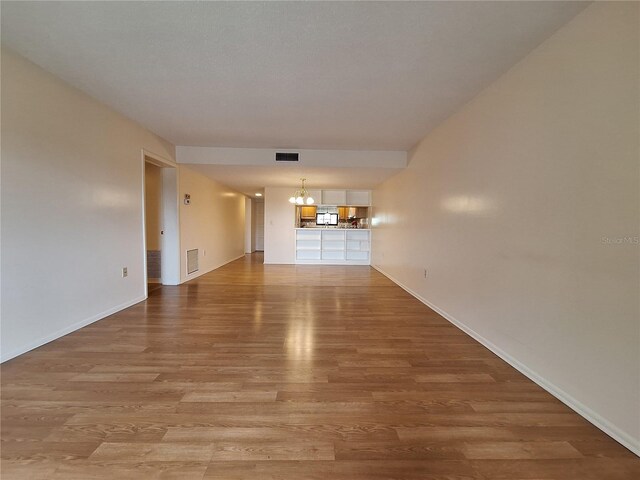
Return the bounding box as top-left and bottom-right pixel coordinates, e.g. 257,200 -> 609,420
1,253 -> 638,479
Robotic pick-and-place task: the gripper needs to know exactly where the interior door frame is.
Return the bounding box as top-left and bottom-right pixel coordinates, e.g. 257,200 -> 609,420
141,148 -> 180,297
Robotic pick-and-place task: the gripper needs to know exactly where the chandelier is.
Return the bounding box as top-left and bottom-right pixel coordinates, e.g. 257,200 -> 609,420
288,178 -> 315,205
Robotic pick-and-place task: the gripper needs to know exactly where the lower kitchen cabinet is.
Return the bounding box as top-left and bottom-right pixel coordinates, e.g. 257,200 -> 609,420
295,229 -> 370,265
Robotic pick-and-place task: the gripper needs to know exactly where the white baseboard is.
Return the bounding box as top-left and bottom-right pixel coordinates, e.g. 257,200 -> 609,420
372,264 -> 640,457
181,254 -> 245,283
0,295 -> 147,363
2,253 -> 247,362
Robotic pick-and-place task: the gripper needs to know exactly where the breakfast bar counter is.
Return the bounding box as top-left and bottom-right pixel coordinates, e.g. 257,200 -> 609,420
295,228 -> 370,265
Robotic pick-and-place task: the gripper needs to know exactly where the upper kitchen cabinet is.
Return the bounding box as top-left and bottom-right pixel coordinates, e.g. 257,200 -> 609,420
300,206 -> 317,219
346,190 -> 371,206
305,189 -> 322,205
320,189 -> 371,206
322,190 -> 347,205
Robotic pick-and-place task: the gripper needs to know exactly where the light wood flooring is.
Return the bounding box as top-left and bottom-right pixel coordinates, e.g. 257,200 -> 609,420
1,253 -> 638,479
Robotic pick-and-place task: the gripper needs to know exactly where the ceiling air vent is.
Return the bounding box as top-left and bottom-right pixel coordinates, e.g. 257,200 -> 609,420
275,152 -> 299,162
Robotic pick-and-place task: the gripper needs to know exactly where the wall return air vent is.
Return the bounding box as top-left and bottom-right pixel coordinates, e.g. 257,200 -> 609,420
186,249 -> 199,275
275,152 -> 299,162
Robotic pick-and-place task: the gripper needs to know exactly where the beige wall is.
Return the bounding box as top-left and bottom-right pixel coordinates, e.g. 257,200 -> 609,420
372,2 -> 639,453
178,166 -> 245,282
1,48 -> 176,361
144,162 -> 162,251
264,187 -> 296,263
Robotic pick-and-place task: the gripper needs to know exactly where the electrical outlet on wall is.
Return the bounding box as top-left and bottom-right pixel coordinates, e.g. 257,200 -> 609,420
423,268 -> 428,279
122,267 -> 128,278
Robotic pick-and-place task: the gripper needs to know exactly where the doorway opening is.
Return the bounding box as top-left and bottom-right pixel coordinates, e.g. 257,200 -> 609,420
253,199 -> 264,252
142,150 -> 180,296
144,162 -> 163,291
244,197 -> 254,254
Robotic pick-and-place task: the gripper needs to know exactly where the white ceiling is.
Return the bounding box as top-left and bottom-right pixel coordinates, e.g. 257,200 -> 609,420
1,1 -> 587,151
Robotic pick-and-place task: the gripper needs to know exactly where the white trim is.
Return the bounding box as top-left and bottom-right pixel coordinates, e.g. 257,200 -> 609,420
142,149 -> 180,289
295,260 -> 370,266
142,148 -> 177,168
141,155 -> 149,298
372,264 -> 640,458
182,254 -> 246,283
0,295 -> 146,363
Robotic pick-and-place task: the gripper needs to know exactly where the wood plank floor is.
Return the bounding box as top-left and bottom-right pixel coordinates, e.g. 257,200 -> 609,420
2,253 -> 638,479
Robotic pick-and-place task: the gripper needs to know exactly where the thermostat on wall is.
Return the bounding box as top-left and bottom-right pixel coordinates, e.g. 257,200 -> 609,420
184,193 -> 191,205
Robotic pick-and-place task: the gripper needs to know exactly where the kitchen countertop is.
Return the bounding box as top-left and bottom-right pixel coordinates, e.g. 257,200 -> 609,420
295,227 -> 370,230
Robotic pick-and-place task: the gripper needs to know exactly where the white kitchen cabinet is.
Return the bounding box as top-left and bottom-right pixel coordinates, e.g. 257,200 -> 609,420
293,188 -> 371,265
321,229 -> 347,260
346,230 -> 370,261
321,190 -> 347,205
346,251 -> 369,260
345,190 -> 371,206
295,228 -> 369,265
346,230 -> 369,241
295,230 -> 321,261
297,250 -> 321,260
305,189 -> 322,205
321,229 -> 345,251
296,230 -> 321,241
322,250 -> 345,260
314,189 -> 370,206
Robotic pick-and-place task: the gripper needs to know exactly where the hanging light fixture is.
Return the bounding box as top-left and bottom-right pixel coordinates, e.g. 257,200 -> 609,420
288,178 -> 314,205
